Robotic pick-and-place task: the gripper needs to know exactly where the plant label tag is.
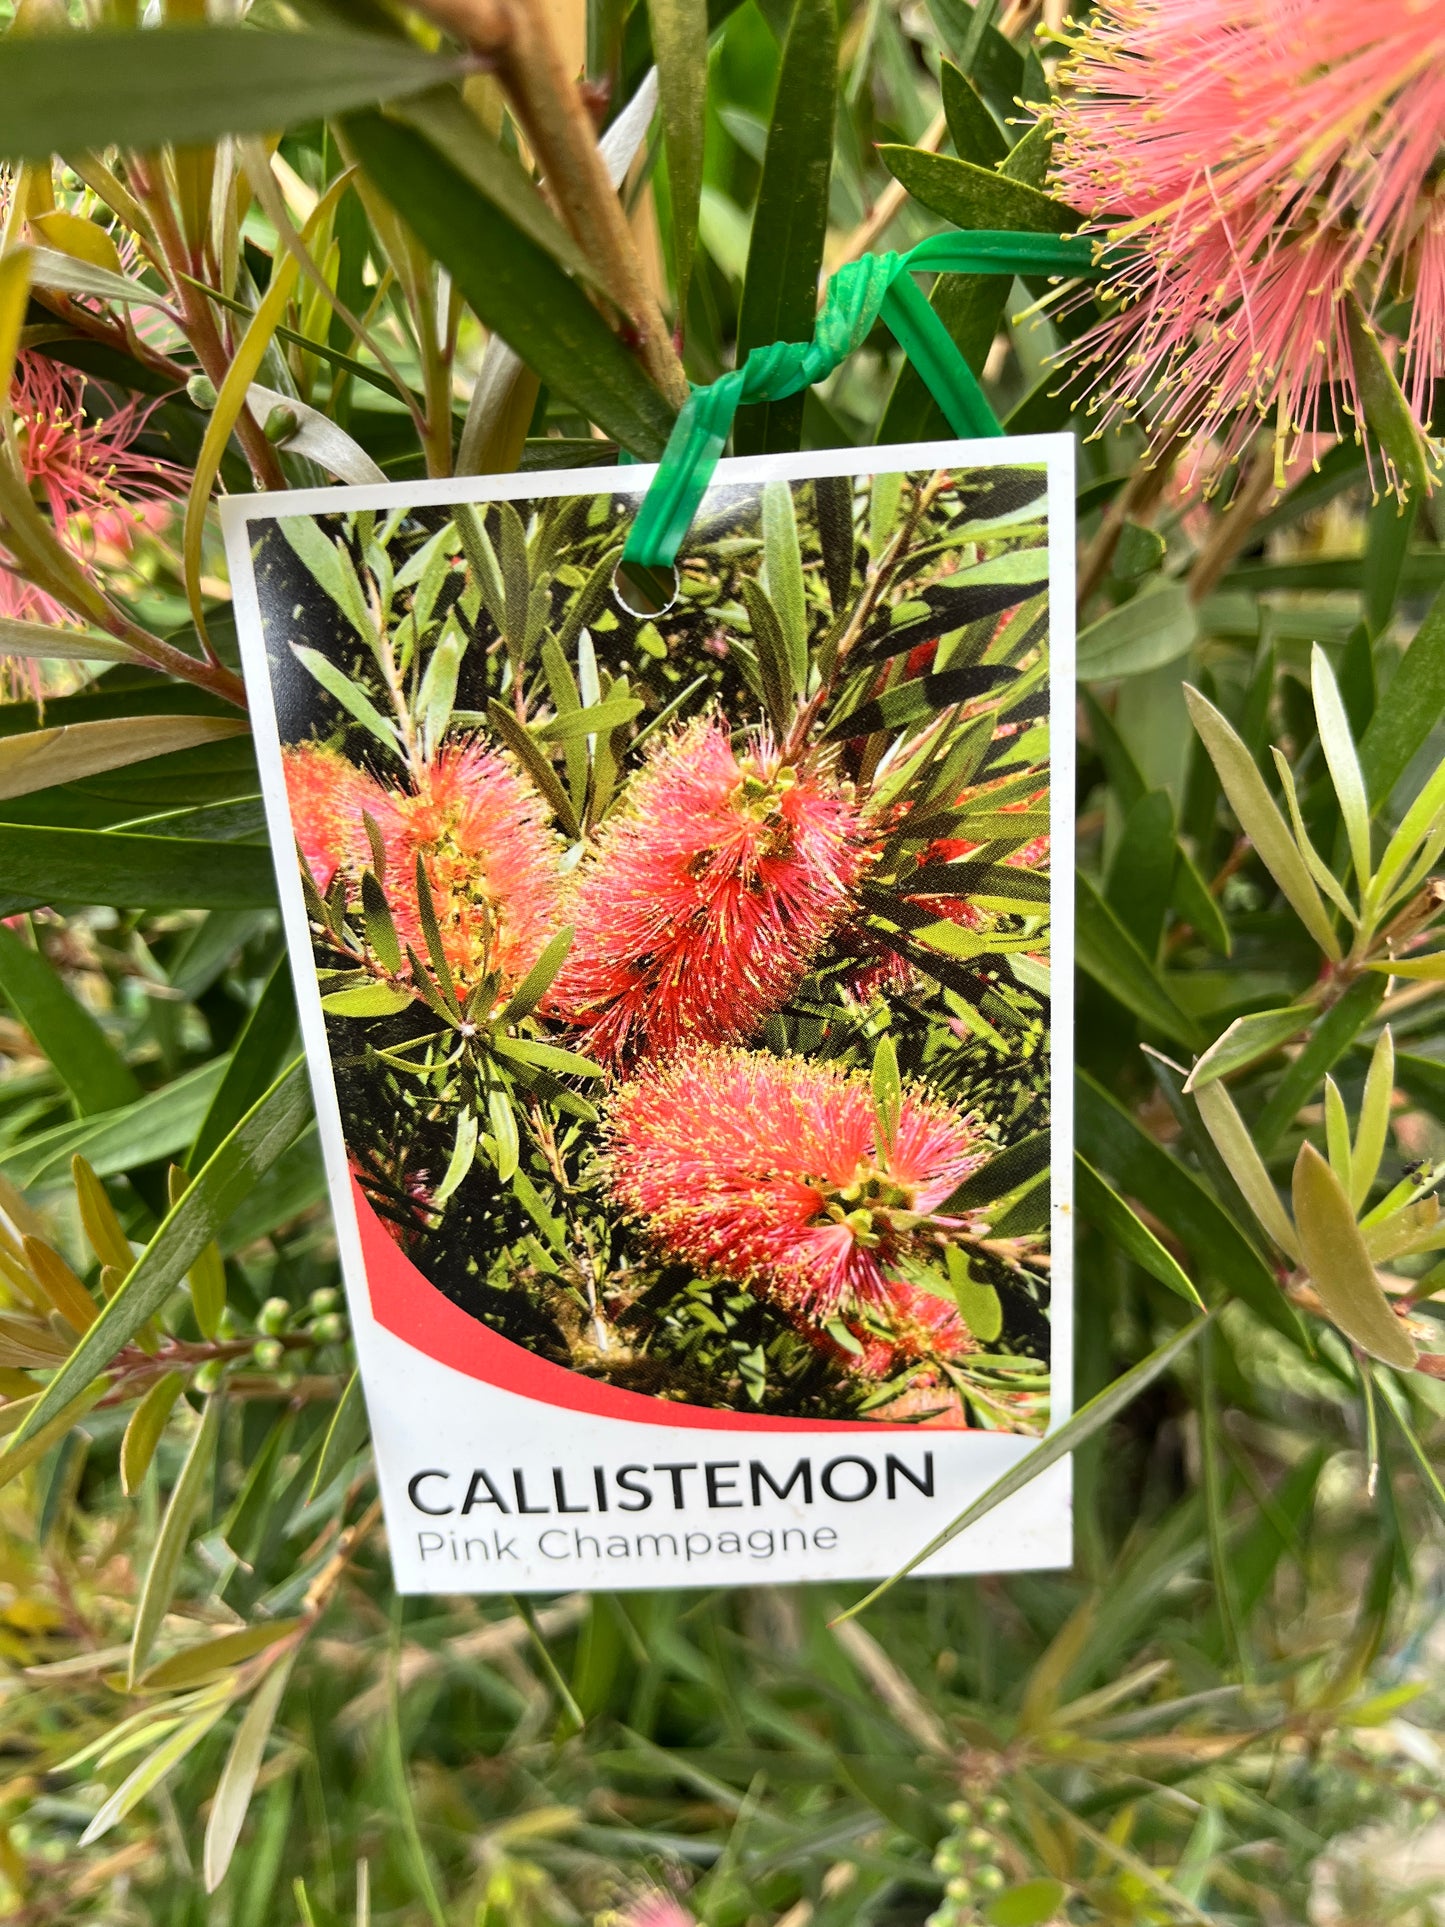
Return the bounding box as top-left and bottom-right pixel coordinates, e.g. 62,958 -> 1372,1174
224,435 -> 1075,1594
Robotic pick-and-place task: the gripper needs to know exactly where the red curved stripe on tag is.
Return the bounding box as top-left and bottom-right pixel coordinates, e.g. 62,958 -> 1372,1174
354,1179 -> 968,1432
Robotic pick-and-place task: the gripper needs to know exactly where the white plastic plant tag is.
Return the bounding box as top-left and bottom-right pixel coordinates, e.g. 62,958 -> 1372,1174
223,434 -> 1075,1594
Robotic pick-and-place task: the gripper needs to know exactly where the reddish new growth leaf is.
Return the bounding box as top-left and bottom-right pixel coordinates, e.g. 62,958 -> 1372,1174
605,1043 -> 982,1364
549,718 -> 867,1064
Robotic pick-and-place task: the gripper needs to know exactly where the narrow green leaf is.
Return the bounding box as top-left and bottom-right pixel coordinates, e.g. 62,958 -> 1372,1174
1353,1026 -> 1396,1210
740,578 -> 796,733
142,1619 -> 302,1692
343,111 -> 674,459
761,480 -> 808,693
734,0 -> 837,454
499,926 -> 575,1025
836,1315 -> 1211,1618
1076,1070 -> 1306,1346
129,1395 -> 223,1685
79,1703 -> 228,1847
120,1372 -> 188,1499
360,873 -> 403,976
16,1060 -> 312,1443
0,921 -> 140,1116
1312,643 -> 1373,891
939,59 -> 1007,168
0,25 -> 463,160
72,1156 -> 135,1274
0,827 -> 275,911
876,145 -> 1077,233
1343,291 -> 1435,501
1382,1395 -> 1445,1529
1373,751 -> 1445,903
308,1370 -> 369,1504
487,1087 -> 520,1182
1105,789 -> 1175,957
982,1881 -> 1070,1927
1074,1154 -> 1203,1306
291,646 -> 396,751
485,699 -> 582,839
1325,1075 -> 1353,1188
385,87 -> 596,287
188,954 -> 297,1175
1183,685 -> 1341,960
1292,1143 -> 1418,1368
1077,581 -> 1196,682
1253,974 -> 1386,1153
871,1033 -> 902,1158
1191,1079 -> 1300,1262
1361,586 -> 1445,806
0,715 -> 248,803
0,1379 -> 107,1493
1270,747 -> 1359,925
320,984 -> 413,1018
1371,950 -> 1445,981
535,698 -> 644,742
5,1061 -> 225,1190
1185,1004 -> 1313,1091
948,1131 -> 1050,1210
417,622 -> 464,752
648,0 -> 707,306
203,1649 -> 297,1892
1076,871 -> 1204,1048
432,1108 -> 478,1210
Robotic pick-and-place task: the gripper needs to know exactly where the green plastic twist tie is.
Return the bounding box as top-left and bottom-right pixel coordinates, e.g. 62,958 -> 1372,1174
621,228 -> 1100,569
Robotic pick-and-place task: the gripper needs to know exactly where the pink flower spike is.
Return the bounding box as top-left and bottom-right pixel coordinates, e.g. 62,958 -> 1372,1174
605,1044 -> 984,1331
616,1895 -> 697,1927
1050,0 -> 1445,490
548,718 -> 867,1065
371,738 -> 567,1000
281,742 -> 385,894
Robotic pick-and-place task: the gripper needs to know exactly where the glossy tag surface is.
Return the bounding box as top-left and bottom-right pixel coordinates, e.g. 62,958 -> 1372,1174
224,435 -> 1074,1593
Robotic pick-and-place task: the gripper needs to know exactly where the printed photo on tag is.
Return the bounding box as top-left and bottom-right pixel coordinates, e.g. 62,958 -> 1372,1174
223,434 -> 1075,1594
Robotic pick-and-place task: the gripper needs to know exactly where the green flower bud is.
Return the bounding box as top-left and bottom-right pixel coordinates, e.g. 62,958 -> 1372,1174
965,1827 -> 997,1858
258,1297 -> 291,1335
186,372 -> 218,410
308,1287 -> 340,1315
945,1800 -> 973,1825
982,1796 -> 1010,1825
252,1337 -> 285,1371
194,1359 -> 224,1394
932,1841 -> 963,1876
974,1865 -> 1006,1894
310,1313 -> 347,1346
944,1876 -> 972,1902
263,403 -> 299,445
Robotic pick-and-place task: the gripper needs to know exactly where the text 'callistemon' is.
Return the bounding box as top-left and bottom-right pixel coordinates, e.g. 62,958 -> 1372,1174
1051,0 -> 1445,489
604,1044 -> 983,1366
548,717 -> 867,1065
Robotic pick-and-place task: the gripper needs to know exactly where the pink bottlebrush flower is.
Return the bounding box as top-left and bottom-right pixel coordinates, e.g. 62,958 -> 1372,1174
1051,0 -> 1445,487
10,352 -> 181,547
549,718 -> 867,1066
605,1044 -> 984,1333
616,1896 -> 696,1927
825,1277 -> 975,1379
370,738 -> 567,999
280,740 -> 385,893
0,354 -> 183,698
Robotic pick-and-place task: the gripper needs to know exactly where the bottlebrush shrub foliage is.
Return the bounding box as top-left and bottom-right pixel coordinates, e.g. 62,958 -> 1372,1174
259,470 -> 1054,1428
0,3 -> 1444,1925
